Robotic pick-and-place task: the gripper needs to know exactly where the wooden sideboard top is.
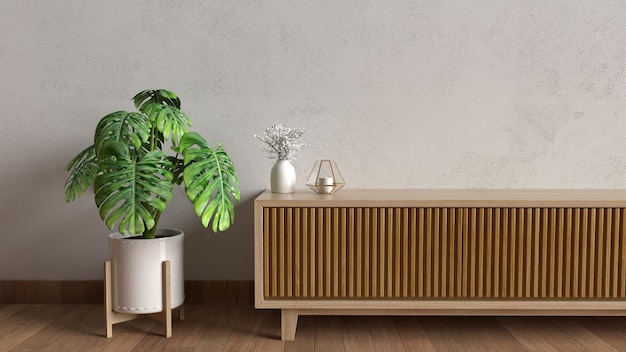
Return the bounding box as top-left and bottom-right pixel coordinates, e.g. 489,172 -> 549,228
254,188 -> 626,207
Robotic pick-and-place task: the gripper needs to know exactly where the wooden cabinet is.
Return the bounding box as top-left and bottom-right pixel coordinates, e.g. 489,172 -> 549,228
254,189 -> 626,340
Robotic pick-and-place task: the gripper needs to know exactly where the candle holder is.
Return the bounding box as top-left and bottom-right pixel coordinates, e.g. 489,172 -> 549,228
305,160 -> 345,194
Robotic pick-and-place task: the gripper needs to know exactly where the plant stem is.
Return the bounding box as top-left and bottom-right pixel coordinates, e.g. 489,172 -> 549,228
143,211 -> 161,239
150,125 -> 157,152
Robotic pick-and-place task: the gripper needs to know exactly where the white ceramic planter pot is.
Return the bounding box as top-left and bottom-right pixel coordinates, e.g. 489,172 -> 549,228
108,229 -> 185,314
271,160 -> 296,193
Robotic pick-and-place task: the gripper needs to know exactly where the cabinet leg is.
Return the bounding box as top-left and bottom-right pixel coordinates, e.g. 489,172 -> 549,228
281,309 -> 298,341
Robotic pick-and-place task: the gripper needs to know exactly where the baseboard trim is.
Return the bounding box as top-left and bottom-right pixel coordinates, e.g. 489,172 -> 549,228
0,280 -> 254,305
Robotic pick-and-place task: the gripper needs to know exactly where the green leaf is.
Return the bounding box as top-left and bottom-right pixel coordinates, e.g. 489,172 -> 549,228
94,111 -> 151,155
158,89 -> 178,100
94,142 -> 174,235
179,132 -> 240,232
64,145 -> 98,202
133,89 -> 181,111
142,103 -> 191,145
131,89 -> 188,144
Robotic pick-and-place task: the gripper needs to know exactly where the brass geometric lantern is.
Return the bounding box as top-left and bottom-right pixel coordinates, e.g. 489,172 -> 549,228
305,160 -> 345,194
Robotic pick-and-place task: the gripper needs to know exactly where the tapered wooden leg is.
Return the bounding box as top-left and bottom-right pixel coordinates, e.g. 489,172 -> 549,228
178,305 -> 185,320
162,261 -> 172,338
105,261 -> 113,338
281,309 -> 298,341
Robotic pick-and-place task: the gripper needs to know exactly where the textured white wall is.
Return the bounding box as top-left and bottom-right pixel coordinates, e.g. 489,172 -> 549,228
1,1 -> 625,280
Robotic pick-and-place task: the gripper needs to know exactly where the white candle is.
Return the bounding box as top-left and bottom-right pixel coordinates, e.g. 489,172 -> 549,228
317,176 -> 334,194
318,176 -> 334,186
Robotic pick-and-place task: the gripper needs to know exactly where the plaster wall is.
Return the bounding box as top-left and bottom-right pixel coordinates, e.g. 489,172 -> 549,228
1,1 -> 625,280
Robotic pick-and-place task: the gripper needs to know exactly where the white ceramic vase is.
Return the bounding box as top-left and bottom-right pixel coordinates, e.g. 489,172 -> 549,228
108,229 -> 185,314
271,160 -> 296,193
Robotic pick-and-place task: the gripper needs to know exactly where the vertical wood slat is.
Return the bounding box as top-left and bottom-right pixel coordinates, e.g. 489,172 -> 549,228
614,209 -> 626,297
264,207 -> 626,299
466,207 -> 626,299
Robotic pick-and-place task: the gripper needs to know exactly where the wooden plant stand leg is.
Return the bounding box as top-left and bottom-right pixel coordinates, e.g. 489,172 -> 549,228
178,304 -> 185,321
104,260 -> 180,338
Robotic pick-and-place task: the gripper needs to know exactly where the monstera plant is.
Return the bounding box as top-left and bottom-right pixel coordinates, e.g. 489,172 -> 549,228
63,89 -> 240,237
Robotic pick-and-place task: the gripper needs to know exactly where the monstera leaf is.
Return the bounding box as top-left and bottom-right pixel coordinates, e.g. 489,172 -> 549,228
94,111 -> 151,154
64,145 -> 98,202
133,89 -> 190,145
133,89 -> 181,110
94,142 -> 174,236
179,132 -> 240,232
141,103 -> 190,145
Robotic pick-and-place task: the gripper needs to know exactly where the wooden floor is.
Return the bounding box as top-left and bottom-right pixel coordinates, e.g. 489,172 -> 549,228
3,304 -> 626,351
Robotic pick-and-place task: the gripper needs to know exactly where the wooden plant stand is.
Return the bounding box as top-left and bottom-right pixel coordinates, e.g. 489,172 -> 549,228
104,261 -> 185,338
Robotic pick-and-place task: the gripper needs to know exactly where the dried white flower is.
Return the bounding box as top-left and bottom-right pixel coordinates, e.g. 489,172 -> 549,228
255,124 -> 306,161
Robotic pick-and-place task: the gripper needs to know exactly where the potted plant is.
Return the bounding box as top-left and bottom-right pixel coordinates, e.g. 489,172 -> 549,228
63,89 -> 240,318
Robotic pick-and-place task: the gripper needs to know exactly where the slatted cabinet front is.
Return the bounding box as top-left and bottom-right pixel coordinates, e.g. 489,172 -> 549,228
262,206 -> 626,300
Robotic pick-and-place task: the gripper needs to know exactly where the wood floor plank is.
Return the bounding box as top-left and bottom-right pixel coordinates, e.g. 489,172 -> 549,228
367,317 -> 405,352
420,317 -> 468,352
0,305 -> 59,350
575,317 -> 626,351
100,316 -> 159,352
445,317 -> 497,351
552,318 -> 619,352
0,304 -> 28,323
458,317 -> 525,352
192,307 -> 240,351
392,316 -> 436,352
163,305 -> 210,351
222,307 -> 264,352
130,318 -> 172,352
314,316 -> 344,352
497,317 -> 563,352
523,317 -> 588,352
341,316 -> 375,352
11,305 -> 94,352
0,317 -> 52,351
71,306 -> 130,352
39,305 -> 104,352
